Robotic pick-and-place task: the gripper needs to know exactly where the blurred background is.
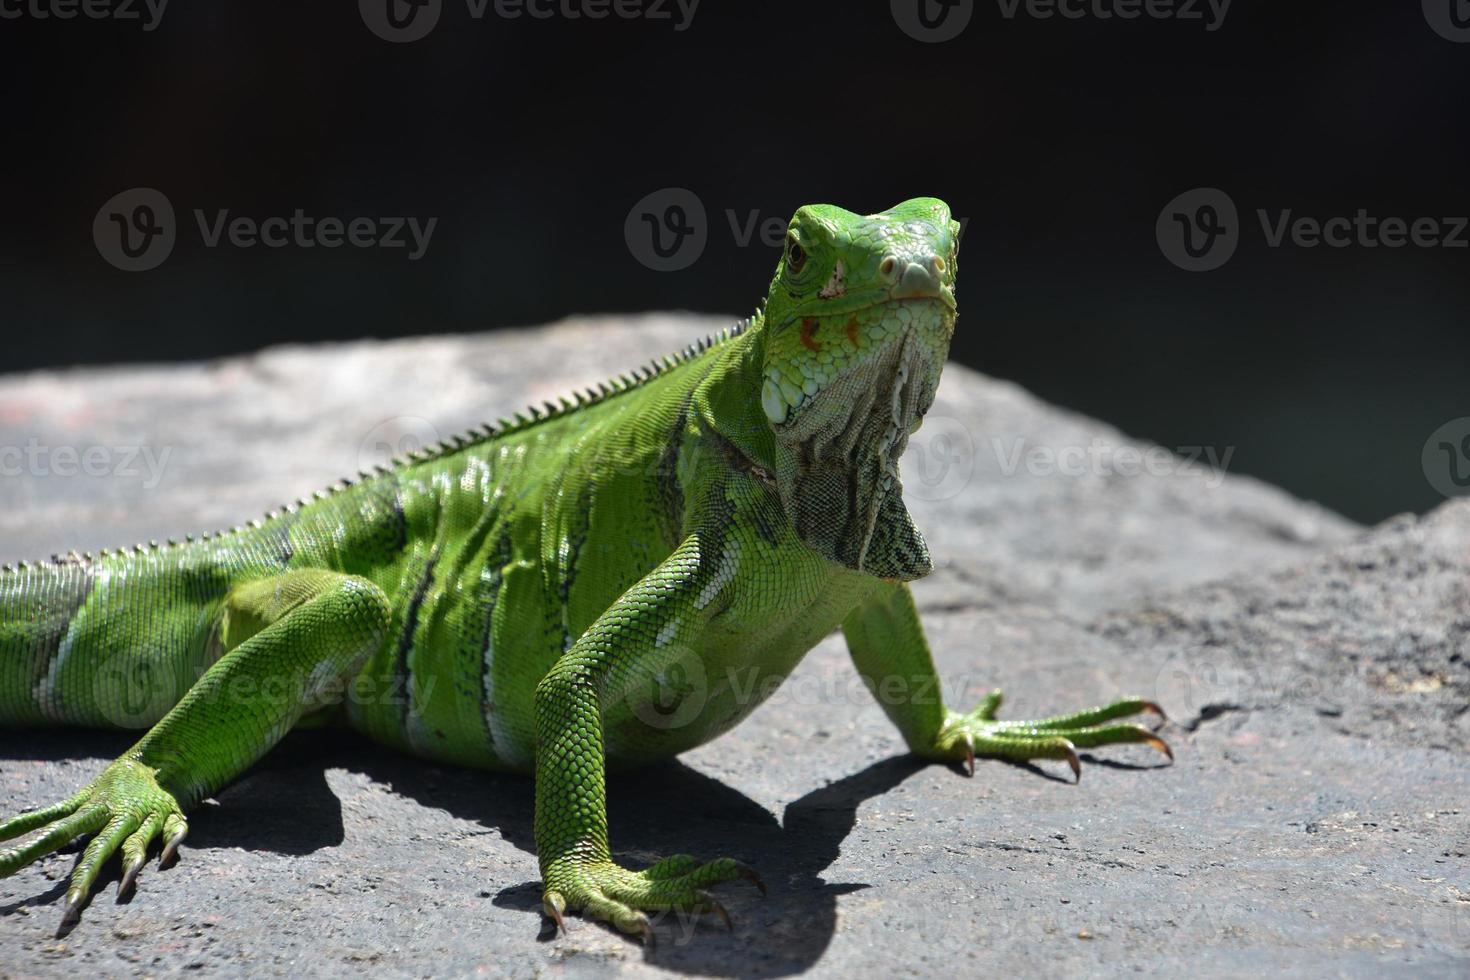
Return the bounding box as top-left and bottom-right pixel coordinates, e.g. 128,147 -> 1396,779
1,1 -> 1465,524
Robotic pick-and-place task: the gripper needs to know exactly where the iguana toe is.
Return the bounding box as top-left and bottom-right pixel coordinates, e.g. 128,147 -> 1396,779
543,854 -> 760,941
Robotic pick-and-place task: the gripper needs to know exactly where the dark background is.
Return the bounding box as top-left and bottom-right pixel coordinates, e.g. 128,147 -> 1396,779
1,1 -> 1466,523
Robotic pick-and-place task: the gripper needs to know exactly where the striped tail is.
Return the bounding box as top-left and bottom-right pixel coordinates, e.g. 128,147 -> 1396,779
0,551 -> 230,730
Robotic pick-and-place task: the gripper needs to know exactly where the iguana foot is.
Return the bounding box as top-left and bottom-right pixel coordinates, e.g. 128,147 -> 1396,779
933,690 -> 1171,782
0,757 -> 186,928
542,854 -> 764,942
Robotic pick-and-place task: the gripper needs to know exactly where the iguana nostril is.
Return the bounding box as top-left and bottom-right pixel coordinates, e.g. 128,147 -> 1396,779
933,255 -> 945,272
879,256 -> 898,279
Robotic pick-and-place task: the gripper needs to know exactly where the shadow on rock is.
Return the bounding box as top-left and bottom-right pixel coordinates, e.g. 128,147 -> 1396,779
1,728 -> 938,977
532,755 -> 929,978
0,728 -> 124,762
337,740 -> 933,977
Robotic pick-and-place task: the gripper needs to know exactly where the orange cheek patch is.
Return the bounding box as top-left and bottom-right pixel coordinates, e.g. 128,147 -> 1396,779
799,317 -> 821,352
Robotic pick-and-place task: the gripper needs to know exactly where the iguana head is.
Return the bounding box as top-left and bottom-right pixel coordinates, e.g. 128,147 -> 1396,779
759,197 -> 959,581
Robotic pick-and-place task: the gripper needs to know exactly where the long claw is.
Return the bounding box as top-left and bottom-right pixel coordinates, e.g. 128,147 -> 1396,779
963,732 -> 976,777
159,820 -> 187,868
1061,740 -> 1081,783
118,810 -> 163,895
1143,733 -> 1174,761
739,867 -> 766,897
59,887 -> 86,929
119,856 -> 144,897
639,918 -> 655,947
711,899 -> 732,932
1139,700 -> 1167,722
543,889 -> 568,935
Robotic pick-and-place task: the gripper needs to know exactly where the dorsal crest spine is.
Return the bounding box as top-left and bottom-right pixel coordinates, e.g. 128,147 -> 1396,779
1,316 -> 756,574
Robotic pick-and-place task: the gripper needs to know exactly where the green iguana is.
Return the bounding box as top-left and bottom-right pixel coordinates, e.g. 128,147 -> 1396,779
0,198 -> 1170,940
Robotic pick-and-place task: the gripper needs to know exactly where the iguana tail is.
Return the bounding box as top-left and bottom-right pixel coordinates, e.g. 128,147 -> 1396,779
0,551 -> 231,729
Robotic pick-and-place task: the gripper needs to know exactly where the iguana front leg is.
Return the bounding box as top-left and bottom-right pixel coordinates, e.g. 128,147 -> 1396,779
534,533 -> 761,940
842,580 -> 1171,780
0,569 -> 390,925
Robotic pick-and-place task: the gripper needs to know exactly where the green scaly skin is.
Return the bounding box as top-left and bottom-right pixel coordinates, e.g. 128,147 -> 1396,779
0,198 -> 1170,939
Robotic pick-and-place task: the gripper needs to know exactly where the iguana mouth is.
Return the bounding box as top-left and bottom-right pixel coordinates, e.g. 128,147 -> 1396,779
762,297 -> 950,427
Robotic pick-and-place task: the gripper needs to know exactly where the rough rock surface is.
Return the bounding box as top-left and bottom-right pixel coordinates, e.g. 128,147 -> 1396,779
0,315 -> 1464,977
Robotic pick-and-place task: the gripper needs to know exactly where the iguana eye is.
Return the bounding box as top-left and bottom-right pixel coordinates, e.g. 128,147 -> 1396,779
786,238 -> 806,273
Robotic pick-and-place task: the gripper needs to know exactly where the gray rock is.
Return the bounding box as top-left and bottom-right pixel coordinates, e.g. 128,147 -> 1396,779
0,315 -> 1464,977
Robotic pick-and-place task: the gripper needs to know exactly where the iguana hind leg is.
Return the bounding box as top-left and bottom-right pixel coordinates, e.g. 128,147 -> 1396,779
0,569 -> 390,927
